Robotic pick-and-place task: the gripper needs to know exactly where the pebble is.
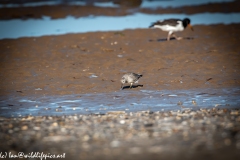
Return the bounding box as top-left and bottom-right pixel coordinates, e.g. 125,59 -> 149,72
119,120 -> 125,124
230,110 -> 239,115
107,111 -> 125,115
224,138 -> 232,146
33,126 -> 40,130
21,125 -> 28,130
52,122 -> 58,127
236,141 -> 240,149
148,146 -> 163,153
110,140 -> 121,148
0,108 -> 239,159
8,129 -> 13,134
43,136 -> 75,142
129,147 -> 141,154
82,135 -> 90,142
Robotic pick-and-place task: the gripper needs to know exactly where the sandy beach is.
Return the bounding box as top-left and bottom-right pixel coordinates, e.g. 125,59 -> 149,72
1,24 -> 240,97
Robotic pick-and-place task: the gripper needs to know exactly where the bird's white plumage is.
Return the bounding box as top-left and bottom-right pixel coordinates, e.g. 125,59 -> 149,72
153,21 -> 184,33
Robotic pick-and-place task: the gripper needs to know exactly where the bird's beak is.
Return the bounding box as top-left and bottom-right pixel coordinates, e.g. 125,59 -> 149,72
188,24 -> 194,31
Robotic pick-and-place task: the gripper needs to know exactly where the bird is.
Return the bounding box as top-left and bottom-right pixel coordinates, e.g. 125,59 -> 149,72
120,73 -> 142,90
149,18 -> 193,41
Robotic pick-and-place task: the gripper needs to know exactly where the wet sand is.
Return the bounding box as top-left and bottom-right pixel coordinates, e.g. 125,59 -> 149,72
0,24 -> 240,97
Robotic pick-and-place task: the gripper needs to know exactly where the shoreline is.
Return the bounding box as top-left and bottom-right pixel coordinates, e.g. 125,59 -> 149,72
0,86 -> 239,118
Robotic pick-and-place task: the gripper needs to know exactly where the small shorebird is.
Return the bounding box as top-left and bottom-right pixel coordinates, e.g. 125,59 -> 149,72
121,73 -> 142,90
149,18 -> 193,41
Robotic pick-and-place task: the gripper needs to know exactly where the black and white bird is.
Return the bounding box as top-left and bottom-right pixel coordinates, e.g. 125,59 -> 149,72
121,73 -> 142,90
149,18 -> 193,41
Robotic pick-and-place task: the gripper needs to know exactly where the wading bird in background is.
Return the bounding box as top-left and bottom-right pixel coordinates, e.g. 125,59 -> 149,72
149,18 -> 194,41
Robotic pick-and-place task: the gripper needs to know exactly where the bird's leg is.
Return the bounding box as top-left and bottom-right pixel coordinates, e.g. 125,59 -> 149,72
121,84 -> 124,90
167,32 -> 171,41
167,31 -> 174,41
130,83 -> 133,89
172,33 -> 182,40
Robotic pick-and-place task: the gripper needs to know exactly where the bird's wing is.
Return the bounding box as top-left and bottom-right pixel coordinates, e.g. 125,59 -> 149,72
150,19 -> 181,27
131,73 -> 142,80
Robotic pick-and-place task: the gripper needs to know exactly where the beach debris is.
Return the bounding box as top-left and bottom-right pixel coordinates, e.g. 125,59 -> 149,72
89,74 -> 98,78
101,48 -> 114,52
111,41 -> 118,45
206,78 -> 213,82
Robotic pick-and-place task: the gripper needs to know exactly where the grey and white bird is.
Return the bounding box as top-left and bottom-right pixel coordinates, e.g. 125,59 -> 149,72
149,18 -> 193,41
120,73 -> 142,90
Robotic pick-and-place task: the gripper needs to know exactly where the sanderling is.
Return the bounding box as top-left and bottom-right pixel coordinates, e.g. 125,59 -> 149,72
120,73 -> 142,90
149,18 -> 193,41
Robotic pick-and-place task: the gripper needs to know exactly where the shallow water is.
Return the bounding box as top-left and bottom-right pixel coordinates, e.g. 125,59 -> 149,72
1,12 -> 240,39
0,87 -> 239,117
